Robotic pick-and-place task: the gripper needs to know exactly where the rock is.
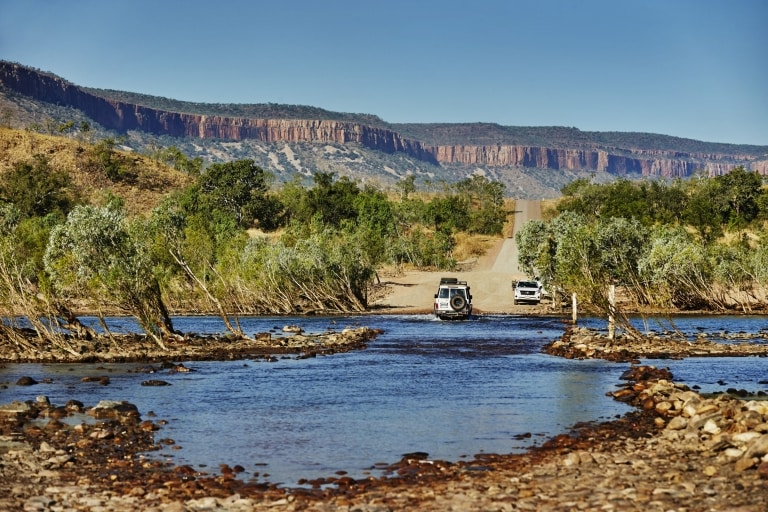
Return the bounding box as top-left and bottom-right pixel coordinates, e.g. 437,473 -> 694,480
667,416 -> 687,430
734,457 -> 758,472
16,376 -> 38,386
88,400 -> 141,420
0,400 -> 32,416
702,419 -> 721,435
65,399 -> 84,412
141,380 -> 171,386
743,434 -> 768,459
758,461 -> 768,479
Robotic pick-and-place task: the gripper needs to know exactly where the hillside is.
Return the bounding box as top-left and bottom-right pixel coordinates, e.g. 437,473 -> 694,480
2,61 -> 767,198
0,127 -> 192,216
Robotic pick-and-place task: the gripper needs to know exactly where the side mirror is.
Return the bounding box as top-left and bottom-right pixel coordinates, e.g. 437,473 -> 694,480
434,294 -> 438,298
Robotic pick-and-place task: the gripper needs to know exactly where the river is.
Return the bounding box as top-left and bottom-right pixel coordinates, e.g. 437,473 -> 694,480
1,313 -> 766,487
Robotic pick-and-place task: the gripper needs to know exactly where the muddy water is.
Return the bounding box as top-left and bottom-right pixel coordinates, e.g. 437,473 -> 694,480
1,314 -> 765,487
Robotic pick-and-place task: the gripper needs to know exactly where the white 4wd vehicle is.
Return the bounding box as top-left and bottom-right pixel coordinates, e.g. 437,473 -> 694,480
434,278 -> 473,320
514,280 -> 543,305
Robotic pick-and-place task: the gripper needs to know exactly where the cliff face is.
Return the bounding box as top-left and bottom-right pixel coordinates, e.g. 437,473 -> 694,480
1,61 -> 764,177
427,144 -> 748,176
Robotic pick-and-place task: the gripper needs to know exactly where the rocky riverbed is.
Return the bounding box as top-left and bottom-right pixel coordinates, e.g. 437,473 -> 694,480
0,326 -> 382,364
2,325 -> 768,511
1,367 -> 766,511
545,324 -> 768,362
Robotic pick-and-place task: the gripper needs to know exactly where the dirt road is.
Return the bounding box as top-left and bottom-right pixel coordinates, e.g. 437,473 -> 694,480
372,200 -> 544,314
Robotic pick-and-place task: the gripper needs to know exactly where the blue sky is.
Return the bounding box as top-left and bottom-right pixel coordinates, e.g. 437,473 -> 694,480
1,0 -> 766,145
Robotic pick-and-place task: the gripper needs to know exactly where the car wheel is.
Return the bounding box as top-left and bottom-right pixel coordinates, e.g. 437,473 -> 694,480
450,295 -> 466,311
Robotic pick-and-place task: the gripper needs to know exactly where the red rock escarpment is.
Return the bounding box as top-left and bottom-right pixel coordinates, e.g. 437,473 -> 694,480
2,61 -> 765,177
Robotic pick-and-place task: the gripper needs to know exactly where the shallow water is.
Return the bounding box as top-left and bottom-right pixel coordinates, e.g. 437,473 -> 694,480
1,313 -> 766,487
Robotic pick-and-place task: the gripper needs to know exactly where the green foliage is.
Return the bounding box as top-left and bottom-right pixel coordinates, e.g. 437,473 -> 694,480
708,239 -> 755,308
679,168 -> 762,240
87,137 -> 133,182
0,155 -> 75,217
44,204 -> 175,343
303,172 -> 360,227
198,159 -> 283,229
557,168 -> 766,243
683,178 -> 725,242
717,166 -> 762,229
352,187 -> 396,267
519,211 -> 644,312
522,165 -> 768,314
557,178 -> 660,225
238,226 -> 376,313
155,145 -> 203,176
425,195 -> 470,232
637,227 -> 713,310
750,232 -> 768,287
0,203 -> 37,283
396,175 -> 416,200
515,219 -> 553,282
454,175 -> 507,234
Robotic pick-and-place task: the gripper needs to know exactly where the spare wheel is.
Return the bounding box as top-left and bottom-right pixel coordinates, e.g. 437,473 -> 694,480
450,295 -> 466,311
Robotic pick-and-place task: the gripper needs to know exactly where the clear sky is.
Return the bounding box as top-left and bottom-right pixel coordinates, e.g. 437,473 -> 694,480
1,0 -> 766,145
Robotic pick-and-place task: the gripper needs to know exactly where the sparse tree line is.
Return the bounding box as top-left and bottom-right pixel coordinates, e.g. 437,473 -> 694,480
516,168 -> 768,328
0,133 -> 507,350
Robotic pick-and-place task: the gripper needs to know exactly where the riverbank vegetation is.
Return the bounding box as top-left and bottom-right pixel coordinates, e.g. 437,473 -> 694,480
4,125 -> 768,351
516,169 -> 768,328
0,127 -> 506,350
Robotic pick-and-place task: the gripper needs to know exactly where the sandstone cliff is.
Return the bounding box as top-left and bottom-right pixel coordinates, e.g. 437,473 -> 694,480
2,61 -> 765,178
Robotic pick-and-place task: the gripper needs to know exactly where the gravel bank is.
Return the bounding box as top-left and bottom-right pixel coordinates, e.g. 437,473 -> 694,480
2,353 -> 767,511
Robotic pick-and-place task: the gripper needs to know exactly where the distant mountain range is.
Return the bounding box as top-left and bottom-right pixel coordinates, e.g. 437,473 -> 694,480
1,60 -> 766,198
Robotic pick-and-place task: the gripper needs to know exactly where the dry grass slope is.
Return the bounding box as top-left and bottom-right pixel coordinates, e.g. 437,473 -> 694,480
0,127 -> 192,216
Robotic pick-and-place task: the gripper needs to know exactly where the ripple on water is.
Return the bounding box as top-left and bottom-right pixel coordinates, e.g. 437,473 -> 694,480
1,314 -> 765,487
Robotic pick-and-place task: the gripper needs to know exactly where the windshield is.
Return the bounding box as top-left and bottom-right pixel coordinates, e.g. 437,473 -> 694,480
518,281 -> 539,288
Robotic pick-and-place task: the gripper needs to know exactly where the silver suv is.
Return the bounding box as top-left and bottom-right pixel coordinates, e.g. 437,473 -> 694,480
434,278 -> 473,320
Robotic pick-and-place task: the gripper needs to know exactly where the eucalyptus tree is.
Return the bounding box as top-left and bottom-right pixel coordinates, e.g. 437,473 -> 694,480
517,212 -> 649,330
594,217 -> 649,303
637,226 -> 713,310
147,198 -> 248,338
44,203 -> 176,348
198,159 -> 283,230
717,166 -> 762,229
454,175 -> 507,235
155,146 -> 203,176
238,226 -> 375,313
0,155 -> 75,218
353,187 -> 397,269
708,240 -> 758,311
515,219 -> 554,285
303,172 -> 360,228
0,203 -> 84,356
751,233 -> 768,302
